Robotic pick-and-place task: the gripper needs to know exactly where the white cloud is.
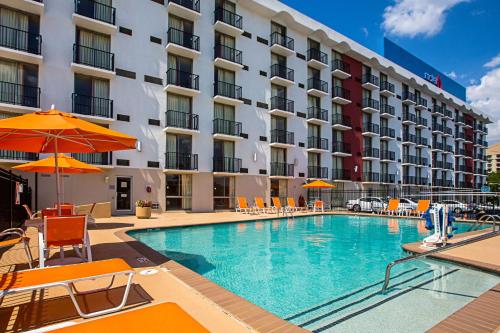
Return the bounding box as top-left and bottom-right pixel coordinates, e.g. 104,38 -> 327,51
362,27 -> 369,38
382,0 -> 468,38
484,54 -> 500,68
446,71 -> 458,79
467,67 -> 500,143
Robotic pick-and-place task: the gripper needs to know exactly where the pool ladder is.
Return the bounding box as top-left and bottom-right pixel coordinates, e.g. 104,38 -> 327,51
381,218 -> 499,293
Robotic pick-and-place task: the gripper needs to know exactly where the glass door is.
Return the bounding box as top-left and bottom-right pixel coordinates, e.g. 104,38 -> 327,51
116,177 -> 131,211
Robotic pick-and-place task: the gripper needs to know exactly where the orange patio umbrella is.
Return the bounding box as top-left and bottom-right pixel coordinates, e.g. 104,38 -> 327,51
302,180 -> 336,189
0,107 -> 136,211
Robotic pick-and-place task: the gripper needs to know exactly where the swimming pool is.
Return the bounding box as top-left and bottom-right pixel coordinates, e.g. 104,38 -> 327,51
128,215 -> 499,332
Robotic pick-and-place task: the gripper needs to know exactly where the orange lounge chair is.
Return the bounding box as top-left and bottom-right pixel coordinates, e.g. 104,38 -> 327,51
50,302 -> 209,332
408,200 -> 431,217
235,197 -> 253,213
287,197 -> 306,212
272,197 -> 292,214
379,199 -> 400,215
0,228 -> 33,268
254,197 -> 271,214
313,200 -> 324,212
0,259 -> 134,319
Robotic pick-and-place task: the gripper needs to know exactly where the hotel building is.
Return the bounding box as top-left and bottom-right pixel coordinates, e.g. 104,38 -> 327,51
0,0 -> 490,213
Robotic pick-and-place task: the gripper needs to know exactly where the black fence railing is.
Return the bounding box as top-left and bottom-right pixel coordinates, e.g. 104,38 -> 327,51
0,25 -> 42,55
332,141 -> 351,154
307,107 -> 328,122
403,111 -> 417,123
364,147 -> 380,158
332,86 -> 350,101
75,0 -> 116,25
363,172 -> 380,182
166,110 -> 198,130
416,136 -> 428,146
416,156 -> 428,166
213,118 -> 242,137
331,114 -> 351,128
166,68 -> 199,90
362,74 -> 379,87
213,156 -> 242,173
307,136 -> 328,150
362,122 -> 379,134
270,95 -> 294,113
167,27 -> 200,51
0,81 -> 40,108
269,32 -> 294,50
308,166 -> 328,179
380,150 -> 396,161
307,48 -> 328,65
417,97 -> 428,107
270,63 -> 294,82
270,162 -> 294,177
403,155 -> 417,164
214,7 -> 242,29
168,0 -> 200,12
165,152 -> 198,170
416,117 -> 428,127
402,91 -> 416,103
72,93 -> 113,118
362,98 -> 379,110
331,59 -> 350,74
214,81 -> 242,99
270,129 -> 294,145
72,152 -> 112,165
380,173 -> 396,184
380,104 -> 395,116
403,132 -> 416,144
308,77 -> 328,93
0,151 -> 37,161
380,126 -> 395,138
331,169 -> 350,181
215,44 -> 242,64
0,168 -> 31,231
380,80 -> 395,93
73,44 -> 114,71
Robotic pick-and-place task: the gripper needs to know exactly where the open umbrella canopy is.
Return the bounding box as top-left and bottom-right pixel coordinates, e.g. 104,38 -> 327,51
12,154 -> 102,174
302,180 -> 336,189
0,109 -> 136,153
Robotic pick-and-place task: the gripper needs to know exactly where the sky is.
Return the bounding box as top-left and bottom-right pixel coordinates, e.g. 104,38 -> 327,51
280,0 -> 500,143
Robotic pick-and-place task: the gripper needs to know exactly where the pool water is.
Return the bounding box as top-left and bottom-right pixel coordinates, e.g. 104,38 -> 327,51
128,215 -> 499,332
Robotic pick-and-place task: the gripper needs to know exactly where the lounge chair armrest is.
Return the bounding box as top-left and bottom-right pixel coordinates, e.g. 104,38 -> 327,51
0,228 -> 25,237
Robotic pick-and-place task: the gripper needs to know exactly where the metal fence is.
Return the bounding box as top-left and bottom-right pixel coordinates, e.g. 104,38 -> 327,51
0,168 -> 31,231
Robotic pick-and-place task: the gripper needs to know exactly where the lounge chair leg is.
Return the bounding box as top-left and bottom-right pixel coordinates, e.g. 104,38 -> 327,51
23,239 -> 33,269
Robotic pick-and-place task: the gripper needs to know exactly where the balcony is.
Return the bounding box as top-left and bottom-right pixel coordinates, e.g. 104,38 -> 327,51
269,32 -> 295,57
416,136 -> 428,147
432,123 -> 444,134
307,136 -> 329,152
269,64 -> 294,86
270,162 -> 294,178
457,164 -> 467,173
361,74 -> 379,90
166,27 -> 200,58
212,118 -> 242,141
443,127 -> 453,136
380,104 -> 395,118
416,97 -> 428,110
270,96 -> 294,117
403,111 -> 417,124
167,0 -> 201,21
402,91 -> 416,105
72,152 -> 112,166
443,145 -> 453,154
444,162 -> 453,170
72,93 -> 113,122
214,7 -> 243,36
381,174 -> 396,184
164,110 -> 199,134
432,142 -> 444,151
0,150 -> 37,162
164,69 -> 200,96
474,123 -> 488,134
3,0 -> 44,16
444,109 -> 453,119
403,155 -> 417,165
416,177 -> 429,186
165,152 -> 198,173
214,81 -> 243,105
73,0 -> 117,35
363,172 -> 380,183
0,25 -> 42,64
432,105 -> 444,116
332,86 -> 351,105
380,150 -> 396,162
432,160 -> 444,169
455,148 -> 466,156
71,44 -> 115,79
213,156 -> 242,174
308,166 -> 328,179
379,81 -> 395,97
331,169 -> 351,181
363,147 -> 380,159
433,179 -> 453,187
362,122 -> 379,136
331,114 -> 352,130
379,127 -> 395,140
0,81 -> 40,113
214,44 -> 243,71
402,133 -> 416,145
402,176 -> 416,185
464,135 -> 473,143
362,98 -> 379,113
455,116 -> 465,125
307,78 -> 328,97
416,116 -> 428,128
331,141 -> 351,156
270,129 -> 294,147
331,59 -> 350,79
306,107 -> 328,124
307,48 -> 328,70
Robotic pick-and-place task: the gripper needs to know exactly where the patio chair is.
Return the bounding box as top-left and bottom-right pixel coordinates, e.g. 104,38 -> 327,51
313,200 -> 324,212
0,228 -> 33,268
23,204 -> 41,220
235,197 -> 253,214
55,203 -> 75,216
379,199 -> 400,216
49,302 -> 209,332
272,197 -> 292,215
254,197 -> 271,214
408,200 -> 431,217
41,215 -> 91,267
41,208 -> 58,218
0,259 -> 134,319
286,197 -> 306,212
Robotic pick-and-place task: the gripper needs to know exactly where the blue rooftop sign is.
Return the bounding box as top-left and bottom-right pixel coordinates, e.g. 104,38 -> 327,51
383,38 -> 466,101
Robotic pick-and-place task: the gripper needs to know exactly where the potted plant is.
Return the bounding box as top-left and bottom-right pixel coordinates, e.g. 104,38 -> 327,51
135,200 -> 152,219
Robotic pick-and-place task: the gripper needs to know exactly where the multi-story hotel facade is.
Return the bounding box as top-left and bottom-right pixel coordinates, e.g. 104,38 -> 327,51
0,0 -> 490,213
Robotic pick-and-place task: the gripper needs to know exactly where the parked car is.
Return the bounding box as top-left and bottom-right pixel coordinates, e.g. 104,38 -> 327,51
346,197 -> 386,212
439,200 -> 474,214
398,198 -> 419,212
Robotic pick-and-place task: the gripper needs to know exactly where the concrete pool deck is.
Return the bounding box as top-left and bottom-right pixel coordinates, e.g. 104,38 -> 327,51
0,211 -> 498,332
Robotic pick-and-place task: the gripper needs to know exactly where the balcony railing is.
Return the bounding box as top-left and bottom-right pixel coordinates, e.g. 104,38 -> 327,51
444,109 -> 453,118
416,177 -> 428,185
433,179 -> 453,187
215,44 -> 242,64
166,110 -> 199,130
416,136 -> 428,146
444,162 -> 453,170
74,0 -> 116,25
308,166 -> 328,179
270,129 -> 294,145
73,44 -> 114,71
331,59 -> 350,74
332,86 -> 350,101
362,122 -> 379,134
269,32 -> 294,51
362,74 -> 379,87
307,48 -> 328,65
0,25 -> 42,55
270,162 -> 294,177
331,168 -> 350,181
72,93 -> 113,118
380,80 -> 395,93
403,155 -> 417,164
432,123 -> 444,132
270,96 -> 294,113
214,81 -> 242,99
444,145 -> 453,153
416,97 -> 427,108
72,152 -> 111,165
308,78 -> 328,93
444,127 -> 453,136
381,174 -> 396,183
214,7 -> 242,29
432,142 -> 444,150
332,141 -> 351,154
307,107 -> 328,122
363,172 -> 379,182
213,156 -> 242,173
166,152 -> 198,170
433,160 -> 444,169
270,63 -> 294,82
380,150 -> 395,161
362,98 -> 379,110
308,136 -> 328,150
380,127 -> 395,138
403,132 -> 416,143
402,91 -> 416,103
455,116 -> 465,124
213,118 -> 242,137
168,0 -> 200,12
364,147 -> 380,158
456,148 -> 466,156
416,156 -> 428,166
0,81 -> 40,108
166,69 -> 199,90
380,104 -> 395,116
0,150 -> 37,161
416,117 -> 428,127
331,114 -> 351,128
403,111 -> 417,123
433,105 -> 444,115
167,27 -> 200,51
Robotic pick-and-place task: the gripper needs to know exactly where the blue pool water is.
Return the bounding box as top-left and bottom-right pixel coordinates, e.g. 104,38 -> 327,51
129,215 -> 499,332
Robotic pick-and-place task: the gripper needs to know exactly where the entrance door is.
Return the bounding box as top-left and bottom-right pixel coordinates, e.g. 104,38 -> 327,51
116,177 -> 131,211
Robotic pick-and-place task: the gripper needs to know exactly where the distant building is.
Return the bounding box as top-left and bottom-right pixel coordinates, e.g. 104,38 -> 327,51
487,143 -> 500,173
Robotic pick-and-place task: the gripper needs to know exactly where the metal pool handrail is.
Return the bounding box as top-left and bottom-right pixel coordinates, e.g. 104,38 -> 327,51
381,224 -> 500,293
468,214 -> 500,232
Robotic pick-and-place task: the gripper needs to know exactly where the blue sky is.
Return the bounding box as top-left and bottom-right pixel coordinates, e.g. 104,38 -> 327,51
280,0 -> 500,142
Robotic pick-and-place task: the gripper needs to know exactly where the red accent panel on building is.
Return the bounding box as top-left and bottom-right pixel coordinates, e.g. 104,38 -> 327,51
340,54 -> 363,182
464,114 -> 474,159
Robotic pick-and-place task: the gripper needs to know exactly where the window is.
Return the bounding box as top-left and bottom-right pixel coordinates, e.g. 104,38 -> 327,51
213,176 -> 235,209
74,74 -> 109,116
270,179 -> 287,205
166,175 -> 192,210
0,59 -> 38,106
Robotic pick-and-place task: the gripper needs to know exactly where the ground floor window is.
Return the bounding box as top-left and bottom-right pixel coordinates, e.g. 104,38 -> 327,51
270,179 -> 287,205
213,176 -> 234,210
166,174 -> 192,210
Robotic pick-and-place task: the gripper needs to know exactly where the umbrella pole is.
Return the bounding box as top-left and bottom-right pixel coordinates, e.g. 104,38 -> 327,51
54,138 -> 61,215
